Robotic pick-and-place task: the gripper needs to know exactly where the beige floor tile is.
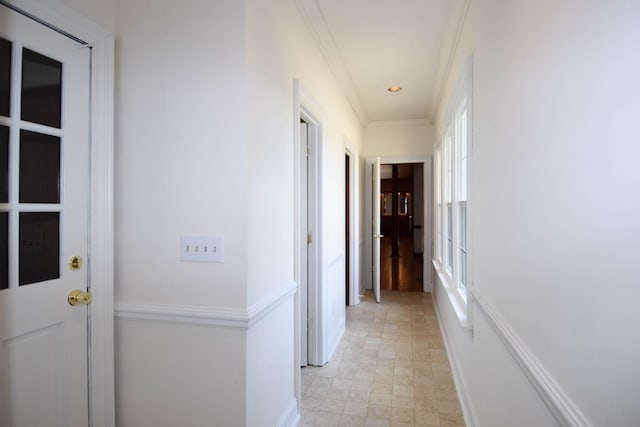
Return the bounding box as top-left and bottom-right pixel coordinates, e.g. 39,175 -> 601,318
390,407 -> 415,423
344,401 -> 369,417
439,411 -> 466,426
364,418 -> 390,427
436,397 -> 463,416
304,386 -> 331,399
313,411 -> 342,427
375,365 -> 394,376
392,375 -> 415,387
349,389 -> 371,401
367,405 -> 392,420
323,398 -> 346,414
331,378 -> 352,390
369,391 -> 392,407
339,413 -> 366,426
299,291 -> 464,427
392,384 -> 414,398
391,395 -> 415,409
393,366 -> 413,377
415,408 -> 440,426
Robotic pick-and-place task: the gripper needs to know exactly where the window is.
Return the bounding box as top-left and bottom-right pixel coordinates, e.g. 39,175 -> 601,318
433,57 -> 472,326
434,146 -> 442,262
456,107 -> 468,296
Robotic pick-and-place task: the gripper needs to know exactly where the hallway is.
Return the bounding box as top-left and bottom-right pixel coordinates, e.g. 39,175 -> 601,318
300,291 -> 464,426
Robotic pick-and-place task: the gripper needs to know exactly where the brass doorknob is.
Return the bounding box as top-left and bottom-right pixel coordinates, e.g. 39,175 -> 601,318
68,289 -> 92,306
68,256 -> 83,270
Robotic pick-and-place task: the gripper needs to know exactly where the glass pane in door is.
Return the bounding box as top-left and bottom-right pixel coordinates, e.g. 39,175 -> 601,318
1,125 -> 8,202
19,130 -> 60,203
21,48 -> 62,128
0,212 -> 7,289
19,212 -> 59,286
0,38 -> 10,117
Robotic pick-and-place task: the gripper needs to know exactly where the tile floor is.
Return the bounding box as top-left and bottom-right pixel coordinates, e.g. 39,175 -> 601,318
300,291 -> 465,427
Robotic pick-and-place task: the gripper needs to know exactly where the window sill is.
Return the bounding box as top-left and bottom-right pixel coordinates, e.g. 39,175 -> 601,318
432,259 -> 472,330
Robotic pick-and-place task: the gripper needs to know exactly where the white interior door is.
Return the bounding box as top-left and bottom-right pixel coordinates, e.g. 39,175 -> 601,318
299,120 -> 308,366
372,157 -> 381,303
0,6 -> 91,426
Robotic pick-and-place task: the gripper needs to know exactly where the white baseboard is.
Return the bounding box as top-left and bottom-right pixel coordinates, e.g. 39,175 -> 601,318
327,317 -> 345,363
277,399 -> 299,427
433,286 -> 478,427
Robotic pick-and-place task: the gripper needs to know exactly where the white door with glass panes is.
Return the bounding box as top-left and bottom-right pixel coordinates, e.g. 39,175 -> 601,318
0,5 -> 91,426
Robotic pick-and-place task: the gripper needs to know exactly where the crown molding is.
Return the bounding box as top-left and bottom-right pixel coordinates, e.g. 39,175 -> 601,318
294,0 -> 369,126
431,0 -> 472,124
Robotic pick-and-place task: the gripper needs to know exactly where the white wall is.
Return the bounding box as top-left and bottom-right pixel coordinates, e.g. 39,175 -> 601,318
115,319 -> 246,427
245,0 -> 362,307
435,1 -> 640,426
363,119 -> 434,158
59,0 -> 114,31
363,120 -> 435,292
245,0 -> 363,417
114,0 -> 248,310
56,0 -> 364,424
112,0 -> 251,424
247,0 -> 362,386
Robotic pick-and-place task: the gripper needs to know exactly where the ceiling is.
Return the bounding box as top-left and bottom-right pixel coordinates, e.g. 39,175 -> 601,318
297,0 -> 467,125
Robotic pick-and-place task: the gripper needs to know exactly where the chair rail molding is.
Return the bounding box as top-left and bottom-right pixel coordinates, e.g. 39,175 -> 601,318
115,281 -> 297,330
471,289 -> 593,427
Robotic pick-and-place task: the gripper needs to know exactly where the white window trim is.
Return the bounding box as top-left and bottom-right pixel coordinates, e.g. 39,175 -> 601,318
433,55 -> 473,329
434,147 -> 443,264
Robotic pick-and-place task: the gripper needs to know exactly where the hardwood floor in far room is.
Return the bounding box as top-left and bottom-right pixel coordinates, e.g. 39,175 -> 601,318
380,235 -> 423,292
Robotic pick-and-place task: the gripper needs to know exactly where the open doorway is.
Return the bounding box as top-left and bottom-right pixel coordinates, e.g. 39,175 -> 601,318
379,163 -> 424,291
295,97 -> 324,370
364,156 -> 432,296
345,153 -> 350,305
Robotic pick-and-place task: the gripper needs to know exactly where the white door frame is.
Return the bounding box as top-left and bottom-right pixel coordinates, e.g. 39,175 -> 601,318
2,1 -> 115,425
365,155 -> 433,292
372,157 -> 381,302
293,79 -> 325,405
344,143 -> 359,306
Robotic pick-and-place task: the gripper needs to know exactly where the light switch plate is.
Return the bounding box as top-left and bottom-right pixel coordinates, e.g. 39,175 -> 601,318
180,236 -> 224,263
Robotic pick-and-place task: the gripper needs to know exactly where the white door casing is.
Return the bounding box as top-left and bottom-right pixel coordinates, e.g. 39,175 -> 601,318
0,5 -> 90,426
299,120 -> 308,367
364,156 -> 433,294
372,157 -> 381,303
344,144 -> 359,307
294,80 -> 326,377
300,108 -> 320,366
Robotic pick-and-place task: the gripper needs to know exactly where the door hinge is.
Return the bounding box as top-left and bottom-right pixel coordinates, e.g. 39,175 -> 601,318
307,232 -> 312,245
306,145 -> 310,157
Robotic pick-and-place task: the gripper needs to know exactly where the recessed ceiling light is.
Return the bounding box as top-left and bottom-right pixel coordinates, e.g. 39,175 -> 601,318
388,86 -> 402,93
